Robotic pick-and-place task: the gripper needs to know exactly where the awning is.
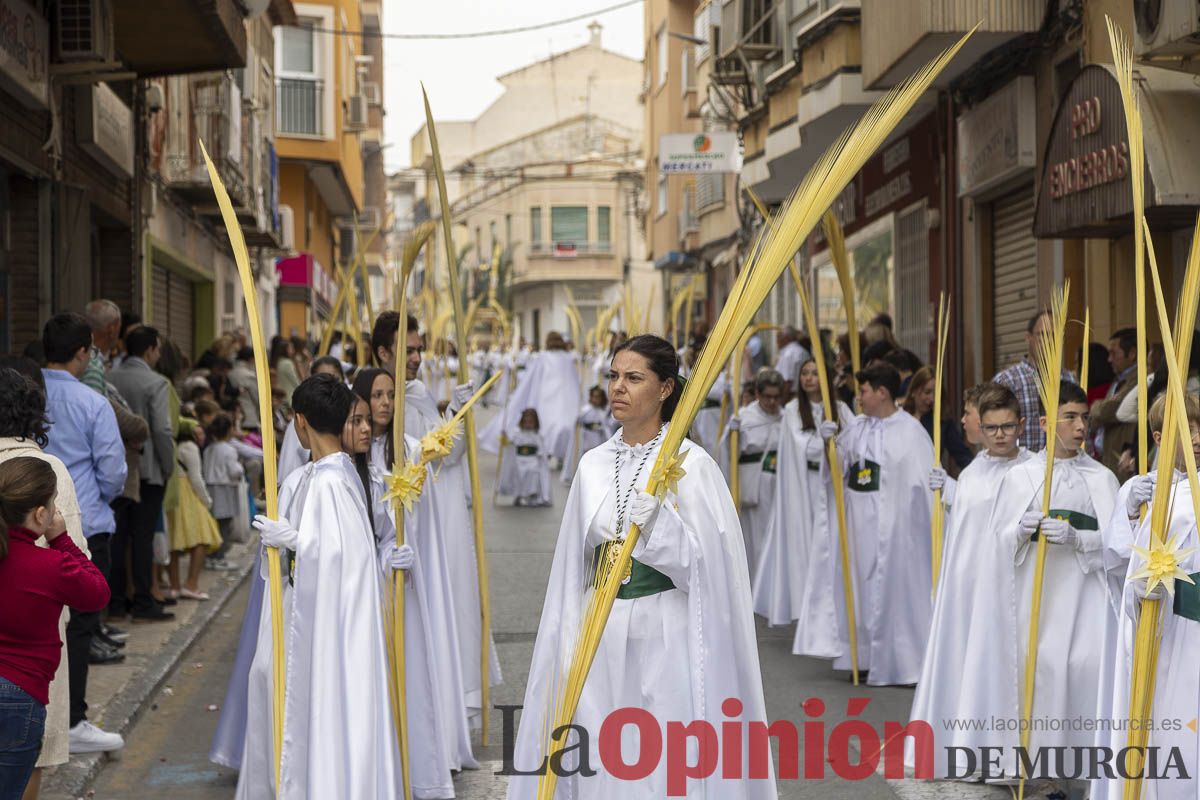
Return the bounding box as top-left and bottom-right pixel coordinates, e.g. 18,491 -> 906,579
1034,63 -> 1200,238
654,250 -> 697,270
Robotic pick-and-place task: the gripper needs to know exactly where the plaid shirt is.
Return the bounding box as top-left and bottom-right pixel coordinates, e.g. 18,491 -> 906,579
993,356 -> 1076,453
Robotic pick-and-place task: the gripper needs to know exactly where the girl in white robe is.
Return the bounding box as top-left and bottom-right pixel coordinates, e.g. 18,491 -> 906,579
507,334 -> 775,799
498,409 -> 552,506
717,369 -> 786,579
561,387 -> 617,484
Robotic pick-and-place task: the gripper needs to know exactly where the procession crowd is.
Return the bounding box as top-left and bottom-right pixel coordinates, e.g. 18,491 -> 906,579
0,294 -> 1194,800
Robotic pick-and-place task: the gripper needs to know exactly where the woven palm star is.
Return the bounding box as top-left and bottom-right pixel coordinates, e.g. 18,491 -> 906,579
382,463 -> 428,513
650,449 -> 689,500
420,419 -> 462,463
1130,535 -> 1197,597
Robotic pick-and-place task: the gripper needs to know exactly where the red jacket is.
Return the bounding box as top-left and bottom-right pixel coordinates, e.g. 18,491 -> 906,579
0,526 -> 109,704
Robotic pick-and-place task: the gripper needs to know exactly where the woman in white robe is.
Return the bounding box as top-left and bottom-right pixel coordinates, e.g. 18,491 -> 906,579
717,368 -> 786,578
506,334 -> 776,799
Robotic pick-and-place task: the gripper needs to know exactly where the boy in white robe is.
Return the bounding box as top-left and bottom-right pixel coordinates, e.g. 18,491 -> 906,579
985,380 -> 1117,782
906,382 -> 1033,777
834,363 -> 934,685
1092,393 -> 1200,800
717,368 -> 786,578
237,375 -> 401,799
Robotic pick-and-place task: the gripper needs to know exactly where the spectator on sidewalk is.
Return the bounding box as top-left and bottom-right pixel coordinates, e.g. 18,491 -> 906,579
993,309 -> 1077,453
167,418 -> 222,601
0,457 -> 112,796
269,337 -> 301,407
773,326 -> 810,398
0,365 -> 114,790
107,326 -> 175,622
202,413 -> 244,570
38,313 -> 127,755
1089,328 -> 1139,474
230,347 -> 260,432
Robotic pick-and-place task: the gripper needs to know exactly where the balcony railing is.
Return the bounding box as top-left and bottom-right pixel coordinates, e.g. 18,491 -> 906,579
277,78 -> 323,136
529,241 -> 614,257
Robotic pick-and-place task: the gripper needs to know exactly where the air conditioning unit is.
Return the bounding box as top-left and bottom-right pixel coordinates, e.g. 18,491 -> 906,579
363,82 -> 381,106
55,0 -> 115,63
279,205 -> 295,252
345,95 -> 369,130
1134,0 -> 1200,72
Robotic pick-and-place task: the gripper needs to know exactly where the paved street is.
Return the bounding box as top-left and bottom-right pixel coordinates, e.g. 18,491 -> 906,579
58,409 -> 1032,799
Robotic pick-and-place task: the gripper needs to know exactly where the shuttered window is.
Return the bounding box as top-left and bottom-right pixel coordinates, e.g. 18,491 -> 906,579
895,202 -> 930,358
151,265 -> 196,360
991,189 -> 1038,372
551,206 -> 588,244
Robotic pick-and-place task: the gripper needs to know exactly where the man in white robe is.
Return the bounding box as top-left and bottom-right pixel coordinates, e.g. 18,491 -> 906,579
372,310 -> 500,740
834,363 -> 934,685
717,369 -> 785,578
237,374 -> 401,799
905,383 -> 1033,776
982,381 -> 1117,781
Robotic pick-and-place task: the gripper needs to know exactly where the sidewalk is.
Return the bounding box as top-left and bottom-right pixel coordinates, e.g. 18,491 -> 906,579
40,540 -> 256,800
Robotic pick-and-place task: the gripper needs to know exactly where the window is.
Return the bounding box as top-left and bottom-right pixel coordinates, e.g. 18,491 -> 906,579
656,172 -> 668,218
597,206 -> 611,243
551,207 -> 588,244
277,19 -> 322,135
530,207 -> 542,244
656,26 -> 668,88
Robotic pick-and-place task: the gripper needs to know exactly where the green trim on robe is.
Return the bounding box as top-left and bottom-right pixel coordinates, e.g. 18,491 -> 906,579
591,544 -> 676,600
847,459 -> 880,492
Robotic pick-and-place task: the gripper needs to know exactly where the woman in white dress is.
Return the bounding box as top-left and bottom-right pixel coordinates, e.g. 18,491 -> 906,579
506,334 -> 776,799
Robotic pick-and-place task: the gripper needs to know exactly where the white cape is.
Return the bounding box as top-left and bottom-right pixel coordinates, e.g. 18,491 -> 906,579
480,350 -> 581,459
716,400 -> 782,576
833,410 -> 934,685
236,453 -> 401,800
904,447 -> 1033,776
506,428 -> 776,799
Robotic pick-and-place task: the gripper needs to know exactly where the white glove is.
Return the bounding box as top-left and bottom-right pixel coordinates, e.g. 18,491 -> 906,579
1125,474 -> 1156,519
629,491 -> 662,539
1040,517 -> 1077,547
254,514 -> 299,551
382,542 -> 415,572
818,421 -> 838,442
1017,510 -> 1043,542
450,382 -> 474,411
1134,577 -> 1167,601
928,467 -> 947,492
727,416 -> 742,432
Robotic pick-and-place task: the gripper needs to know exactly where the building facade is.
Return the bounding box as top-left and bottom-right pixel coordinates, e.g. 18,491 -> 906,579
413,23 -> 652,346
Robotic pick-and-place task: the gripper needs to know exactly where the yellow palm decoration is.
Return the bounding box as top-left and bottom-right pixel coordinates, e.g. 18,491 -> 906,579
930,293 -> 951,595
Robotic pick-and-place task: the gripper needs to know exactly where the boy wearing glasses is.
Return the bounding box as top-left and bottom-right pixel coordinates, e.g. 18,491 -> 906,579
964,381 -> 1117,781
907,383 -> 1034,776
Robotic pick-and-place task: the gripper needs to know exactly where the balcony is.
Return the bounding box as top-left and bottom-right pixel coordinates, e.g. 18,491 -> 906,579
277,78 -> 323,136
529,241 -> 614,257
111,0 -> 247,76
162,74 -> 249,207
860,0 -> 1043,89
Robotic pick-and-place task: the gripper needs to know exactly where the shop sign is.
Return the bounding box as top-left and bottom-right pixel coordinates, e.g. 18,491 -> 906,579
1035,65 -> 1152,238
0,0 -> 48,108
957,76 -> 1035,196
76,83 -> 134,177
659,132 -> 739,173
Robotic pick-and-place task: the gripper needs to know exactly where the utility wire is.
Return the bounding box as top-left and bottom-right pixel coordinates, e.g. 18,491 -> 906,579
307,0 -> 641,40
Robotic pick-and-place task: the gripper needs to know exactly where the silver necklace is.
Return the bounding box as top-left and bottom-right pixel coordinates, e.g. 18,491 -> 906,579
596,424 -> 664,589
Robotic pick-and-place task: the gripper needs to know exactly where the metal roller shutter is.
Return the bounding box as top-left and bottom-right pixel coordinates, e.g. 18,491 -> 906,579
895,201 -> 930,358
151,264 -> 195,359
991,189 -> 1038,371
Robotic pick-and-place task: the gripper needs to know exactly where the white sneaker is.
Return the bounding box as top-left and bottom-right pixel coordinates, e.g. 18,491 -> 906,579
69,720 -> 124,754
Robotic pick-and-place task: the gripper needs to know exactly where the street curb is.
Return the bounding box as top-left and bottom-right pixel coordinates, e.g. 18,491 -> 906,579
42,556 -> 254,800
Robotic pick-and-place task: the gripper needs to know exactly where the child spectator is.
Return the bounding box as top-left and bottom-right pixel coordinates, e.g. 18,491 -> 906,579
202,413 -> 243,572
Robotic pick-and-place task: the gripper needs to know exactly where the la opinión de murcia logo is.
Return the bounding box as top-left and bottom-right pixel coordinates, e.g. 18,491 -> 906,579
495,698 -> 1191,795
